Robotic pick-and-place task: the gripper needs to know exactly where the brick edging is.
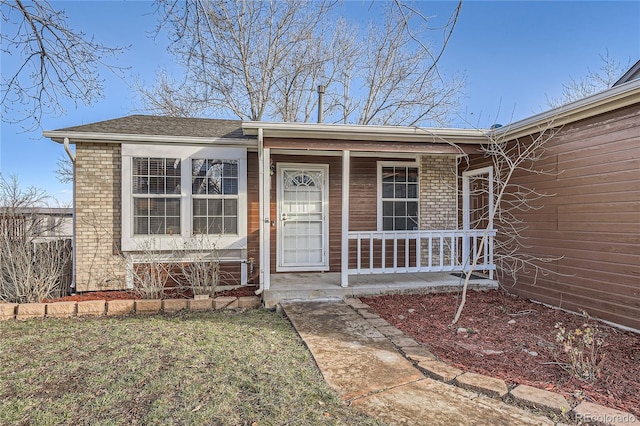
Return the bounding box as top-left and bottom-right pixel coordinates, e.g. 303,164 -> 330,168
346,297 -> 638,426
0,295 -> 261,321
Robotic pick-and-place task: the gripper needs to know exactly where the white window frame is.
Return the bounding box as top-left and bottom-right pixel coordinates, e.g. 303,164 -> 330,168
377,161 -> 420,231
122,144 -> 247,252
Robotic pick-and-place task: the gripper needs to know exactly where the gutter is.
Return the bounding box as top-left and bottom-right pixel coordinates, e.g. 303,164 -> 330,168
63,137 -> 77,294
493,79 -> 640,140
255,127 -> 265,296
43,131 -> 258,148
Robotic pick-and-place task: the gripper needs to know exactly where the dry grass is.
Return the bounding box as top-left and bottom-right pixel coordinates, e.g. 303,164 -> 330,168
0,309 -> 385,426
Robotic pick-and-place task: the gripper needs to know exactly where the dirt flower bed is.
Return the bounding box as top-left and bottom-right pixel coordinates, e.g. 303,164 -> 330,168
362,290 -> 639,417
45,285 -> 259,303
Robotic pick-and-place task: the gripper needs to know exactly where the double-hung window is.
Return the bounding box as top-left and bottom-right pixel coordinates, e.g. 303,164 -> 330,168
378,163 -> 419,231
192,159 -> 238,235
122,145 -> 247,251
132,157 -> 181,235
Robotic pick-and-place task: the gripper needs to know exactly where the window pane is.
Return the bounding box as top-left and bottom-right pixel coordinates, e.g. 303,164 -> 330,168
167,177 -> 181,194
192,159 -> 206,177
209,199 -> 223,215
165,199 -> 180,216
134,217 -> 148,235
407,183 -> 418,199
133,158 -> 148,175
224,217 -> 237,234
394,183 -> 406,198
210,217 -> 223,234
382,183 -> 394,198
223,161 -> 238,177
395,167 -> 407,182
166,217 -> 180,235
383,218 -> 393,231
407,201 -> 418,216
134,199 -> 149,215
166,158 -> 181,176
408,168 -> 418,182
382,167 -> 395,183
149,158 -> 164,175
133,177 -> 148,194
149,200 -> 164,216
394,202 -> 406,216
395,217 -> 407,230
408,216 -> 418,230
148,177 -> 165,194
192,177 -> 205,194
207,176 -> 222,194
224,199 -> 237,215
193,217 -> 207,234
223,178 -> 238,195
193,199 -> 207,216
149,217 -> 165,234
383,201 -> 393,216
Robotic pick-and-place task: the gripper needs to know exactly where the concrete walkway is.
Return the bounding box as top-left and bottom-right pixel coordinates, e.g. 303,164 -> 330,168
281,299 -> 553,426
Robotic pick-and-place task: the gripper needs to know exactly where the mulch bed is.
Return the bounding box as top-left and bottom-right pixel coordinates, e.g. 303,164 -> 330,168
44,285 -> 258,303
362,290 -> 640,417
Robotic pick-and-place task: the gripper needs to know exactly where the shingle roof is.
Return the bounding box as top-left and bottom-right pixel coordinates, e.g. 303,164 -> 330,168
52,115 -> 246,139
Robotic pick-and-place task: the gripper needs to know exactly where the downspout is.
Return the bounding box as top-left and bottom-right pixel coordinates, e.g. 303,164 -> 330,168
255,127 -> 265,295
63,137 -> 76,294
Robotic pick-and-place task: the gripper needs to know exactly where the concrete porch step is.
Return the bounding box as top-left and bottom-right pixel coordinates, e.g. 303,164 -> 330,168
263,272 -> 498,308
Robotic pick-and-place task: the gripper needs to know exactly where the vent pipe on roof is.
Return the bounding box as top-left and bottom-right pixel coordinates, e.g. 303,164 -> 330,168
317,85 -> 325,123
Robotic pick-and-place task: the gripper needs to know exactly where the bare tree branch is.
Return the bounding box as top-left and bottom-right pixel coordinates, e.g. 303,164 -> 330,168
141,0 -> 464,126
1,0 -> 127,130
546,50 -> 631,108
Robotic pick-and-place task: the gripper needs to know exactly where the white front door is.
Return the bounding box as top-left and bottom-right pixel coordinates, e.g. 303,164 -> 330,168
277,164 -> 329,271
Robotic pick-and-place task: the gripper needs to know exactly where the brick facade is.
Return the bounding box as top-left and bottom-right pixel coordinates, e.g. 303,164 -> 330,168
74,143 -> 126,291
420,155 -> 458,265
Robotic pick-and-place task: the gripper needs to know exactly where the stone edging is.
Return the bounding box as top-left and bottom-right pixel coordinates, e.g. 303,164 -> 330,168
345,297 -> 638,426
0,296 -> 261,321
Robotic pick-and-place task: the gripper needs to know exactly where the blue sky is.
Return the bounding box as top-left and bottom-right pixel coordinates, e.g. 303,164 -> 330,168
1,0 -> 639,204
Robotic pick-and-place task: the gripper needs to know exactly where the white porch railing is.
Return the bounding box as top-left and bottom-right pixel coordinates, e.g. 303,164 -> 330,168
347,229 -> 496,276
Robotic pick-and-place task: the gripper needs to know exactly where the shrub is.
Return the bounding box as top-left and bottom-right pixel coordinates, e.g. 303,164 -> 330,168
554,313 -> 606,382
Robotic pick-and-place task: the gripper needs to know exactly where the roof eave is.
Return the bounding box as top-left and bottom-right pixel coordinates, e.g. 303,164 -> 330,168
42,131 -> 258,147
494,79 -> 640,140
242,122 -> 489,144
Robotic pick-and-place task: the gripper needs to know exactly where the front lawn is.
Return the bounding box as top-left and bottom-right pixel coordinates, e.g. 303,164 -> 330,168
0,309 -> 384,426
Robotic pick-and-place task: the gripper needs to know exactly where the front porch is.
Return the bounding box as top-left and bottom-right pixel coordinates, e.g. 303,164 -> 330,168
263,271 -> 499,308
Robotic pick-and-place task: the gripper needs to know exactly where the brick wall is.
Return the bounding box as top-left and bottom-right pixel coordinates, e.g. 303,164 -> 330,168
420,155 -> 458,266
74,143 -> 126,291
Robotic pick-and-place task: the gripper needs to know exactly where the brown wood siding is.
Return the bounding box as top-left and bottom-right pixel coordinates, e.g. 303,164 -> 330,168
471,104 -> 640,330
246,151 -> 260,283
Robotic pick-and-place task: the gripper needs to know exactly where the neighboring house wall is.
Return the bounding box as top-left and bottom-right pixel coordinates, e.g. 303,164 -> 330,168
499,104 -> 640,330
75,142 -> 126,292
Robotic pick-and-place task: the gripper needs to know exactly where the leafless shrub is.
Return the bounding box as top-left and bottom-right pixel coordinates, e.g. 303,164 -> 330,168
128,240 -> 176,300
0,174 -> 71,303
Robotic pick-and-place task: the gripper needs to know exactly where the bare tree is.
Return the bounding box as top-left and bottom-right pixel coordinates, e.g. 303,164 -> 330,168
1,0 -> 126,130
450,124 -> 563,325
547,51 -> 630,108
140,0 -> 464,126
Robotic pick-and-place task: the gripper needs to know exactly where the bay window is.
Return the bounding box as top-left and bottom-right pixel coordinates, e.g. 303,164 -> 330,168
121,145 -> 247,251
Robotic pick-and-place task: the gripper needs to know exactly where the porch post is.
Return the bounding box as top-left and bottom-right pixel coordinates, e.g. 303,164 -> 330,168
341,150 -> 350,287
259,128 -> 271,290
